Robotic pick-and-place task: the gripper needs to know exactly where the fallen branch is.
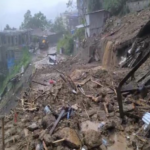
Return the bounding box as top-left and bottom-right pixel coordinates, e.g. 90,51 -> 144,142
75,78 -> 91,86
91,78 -> 103,87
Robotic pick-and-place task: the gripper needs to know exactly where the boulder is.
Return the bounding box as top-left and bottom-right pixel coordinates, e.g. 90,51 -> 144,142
54,127 -> 81,149
82,130 -> 101,149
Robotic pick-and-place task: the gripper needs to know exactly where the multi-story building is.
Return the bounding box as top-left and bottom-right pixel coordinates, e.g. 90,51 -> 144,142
0,29 -> 32,75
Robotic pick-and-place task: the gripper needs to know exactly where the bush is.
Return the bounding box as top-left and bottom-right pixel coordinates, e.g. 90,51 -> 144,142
103,0 -> 125,15
73,28 -> 85,41
57,34 -> 74,55
88,0 -> 103,12
0,48 -> 31,94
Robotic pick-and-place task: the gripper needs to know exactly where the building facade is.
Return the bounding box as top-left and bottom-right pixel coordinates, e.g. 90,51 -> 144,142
85,10 -> 110,37
0,30 -> 31,75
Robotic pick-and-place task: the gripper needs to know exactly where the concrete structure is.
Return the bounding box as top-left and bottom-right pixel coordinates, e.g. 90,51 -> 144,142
85,10 -> 110,37
0,30 -> 31,76
126,0 -> 150,12
0,30 -> 32,47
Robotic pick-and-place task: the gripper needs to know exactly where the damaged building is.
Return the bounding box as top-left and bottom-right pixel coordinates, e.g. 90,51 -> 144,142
0,30 -> 32,75
101,8 -> 150,67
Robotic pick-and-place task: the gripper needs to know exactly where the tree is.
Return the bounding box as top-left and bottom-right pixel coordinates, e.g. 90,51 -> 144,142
4,24 -> 11,30
88,0 -> 102,12
24,10 -> 32,25
51,16 -> 66,33
103,0 -> 125,15
20,10 -> 51,29
67,0 -> 77,11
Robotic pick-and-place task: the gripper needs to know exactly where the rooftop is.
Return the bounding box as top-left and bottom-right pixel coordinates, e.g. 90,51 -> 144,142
0,29 -> 32,35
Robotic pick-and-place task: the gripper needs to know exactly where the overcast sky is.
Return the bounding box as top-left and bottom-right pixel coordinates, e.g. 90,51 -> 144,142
0,0 -> 71,30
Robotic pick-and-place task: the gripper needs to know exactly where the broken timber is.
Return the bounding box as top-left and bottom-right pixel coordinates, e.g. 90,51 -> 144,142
117,49 -> 150,119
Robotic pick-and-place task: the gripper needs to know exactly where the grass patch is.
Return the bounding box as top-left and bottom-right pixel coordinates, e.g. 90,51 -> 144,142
0,48 -> 31,95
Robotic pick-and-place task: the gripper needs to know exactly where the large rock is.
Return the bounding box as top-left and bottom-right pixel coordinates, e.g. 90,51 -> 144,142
82,130 -> 101,149
54,127 -> 82,149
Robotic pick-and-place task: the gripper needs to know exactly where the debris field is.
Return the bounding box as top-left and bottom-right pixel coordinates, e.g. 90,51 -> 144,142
2,8 -> 150,150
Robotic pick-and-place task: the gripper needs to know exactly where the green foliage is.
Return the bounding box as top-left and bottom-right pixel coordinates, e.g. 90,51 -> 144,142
21,10 -> 66,33
0,48 -> 31,94
4,24 -> 16,30
73,28 -> 85,41
51,16 -> 66,33
88,0 -> 102,12
57,34 -> 74,55
103,0 -> 125,15
20,10 -> 51,29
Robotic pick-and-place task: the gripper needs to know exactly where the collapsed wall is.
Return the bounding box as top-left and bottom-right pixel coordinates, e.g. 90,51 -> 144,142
100,8 -> 150,68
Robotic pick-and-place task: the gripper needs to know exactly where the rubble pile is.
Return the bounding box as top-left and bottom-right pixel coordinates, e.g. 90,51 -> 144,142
2,7 -> 150,150
1,59 -> 150,150
120,20 -> 150,68
0,65 -> 133,150
100,8 -> 150,68
103,8 -> 150,46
